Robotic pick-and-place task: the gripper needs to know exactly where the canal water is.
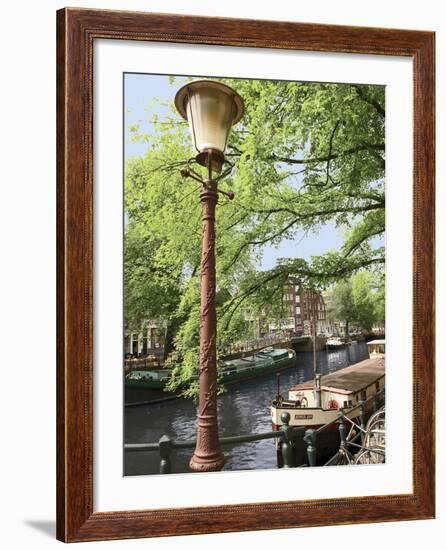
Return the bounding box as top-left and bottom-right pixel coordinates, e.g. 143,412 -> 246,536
124,341 -> 369,476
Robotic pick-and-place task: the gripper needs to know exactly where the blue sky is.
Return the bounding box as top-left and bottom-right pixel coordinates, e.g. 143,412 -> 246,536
124,73 -> 376,271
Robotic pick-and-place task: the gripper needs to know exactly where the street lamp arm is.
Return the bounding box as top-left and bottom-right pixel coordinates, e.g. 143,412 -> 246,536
181,154 -> 236,200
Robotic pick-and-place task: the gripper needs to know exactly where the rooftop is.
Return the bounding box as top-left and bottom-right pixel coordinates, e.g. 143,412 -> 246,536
289,357 -> 385,395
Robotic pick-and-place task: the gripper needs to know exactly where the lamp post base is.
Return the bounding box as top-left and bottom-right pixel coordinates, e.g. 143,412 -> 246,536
189,412 -> 225,472
189,451 -> 226,473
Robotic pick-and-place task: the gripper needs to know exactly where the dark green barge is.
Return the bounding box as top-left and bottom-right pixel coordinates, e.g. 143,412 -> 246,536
125,347 -> 296,391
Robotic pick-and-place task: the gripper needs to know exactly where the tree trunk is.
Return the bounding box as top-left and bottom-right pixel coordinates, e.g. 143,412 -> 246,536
163,323 -> 175,360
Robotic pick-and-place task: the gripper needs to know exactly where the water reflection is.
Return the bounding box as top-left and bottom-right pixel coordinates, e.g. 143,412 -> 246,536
124,342 -> 369,475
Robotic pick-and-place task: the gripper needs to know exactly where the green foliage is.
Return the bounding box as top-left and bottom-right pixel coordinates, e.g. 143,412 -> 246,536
351,271 -> 378,332
124,77 -> 385,393
328,271 -> 385,333
328,279 -> 356,334
124,221 -> 181,331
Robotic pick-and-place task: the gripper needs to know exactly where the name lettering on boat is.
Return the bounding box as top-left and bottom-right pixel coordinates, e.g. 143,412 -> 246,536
295,414 -> 313,420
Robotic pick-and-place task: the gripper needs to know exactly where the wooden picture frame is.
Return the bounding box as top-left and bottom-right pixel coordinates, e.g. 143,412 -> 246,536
56,7 -> 435,542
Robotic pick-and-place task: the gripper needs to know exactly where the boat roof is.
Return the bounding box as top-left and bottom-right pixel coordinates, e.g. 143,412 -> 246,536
367,339 -> 385,345
223,358 -> 255,366
129,369 -> 171,375
258,348 -> 288,356
222,348 -> 289,366
289,358 -> 385,395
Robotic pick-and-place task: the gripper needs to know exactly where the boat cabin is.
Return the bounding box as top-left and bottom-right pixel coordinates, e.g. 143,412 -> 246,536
367,339 -> 385,358
287,357 -> 385,411
271,356 -> 385,429
221,355 -> 268,375
126,369 -> 171,382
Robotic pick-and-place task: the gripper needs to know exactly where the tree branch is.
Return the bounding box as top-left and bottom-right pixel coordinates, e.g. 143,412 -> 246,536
250,203 -> 384,219
351,85 -> 385,117
221,255 -> 385,326
325,120 -> 341,186
272,143 -> 385,166
343,228 -> 385,258
223,203 -> 384,274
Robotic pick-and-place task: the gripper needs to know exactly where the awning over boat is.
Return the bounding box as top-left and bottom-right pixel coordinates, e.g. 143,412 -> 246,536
288,358 -> 385,395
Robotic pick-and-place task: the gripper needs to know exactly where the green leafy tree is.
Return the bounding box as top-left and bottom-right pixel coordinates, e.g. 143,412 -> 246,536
328,279 -> 356,336
328,271 -> 385,334
124,77 -> 385,392
351,271 -> 378,332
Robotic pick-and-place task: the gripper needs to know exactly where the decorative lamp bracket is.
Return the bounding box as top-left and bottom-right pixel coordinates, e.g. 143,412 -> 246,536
180,153 -> 235,200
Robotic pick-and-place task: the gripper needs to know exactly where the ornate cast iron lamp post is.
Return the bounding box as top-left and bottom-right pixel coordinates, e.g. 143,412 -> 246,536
175,80 -> 244,472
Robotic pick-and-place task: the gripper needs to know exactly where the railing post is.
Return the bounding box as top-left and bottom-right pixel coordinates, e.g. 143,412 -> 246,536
304,428 -> 317,467
338,411 -> 346,450
159,435 -> 172,474
280,412 -> 294,468
358,400 -> 366,445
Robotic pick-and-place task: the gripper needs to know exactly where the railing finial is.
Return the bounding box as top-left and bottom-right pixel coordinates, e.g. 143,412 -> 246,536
159,435 -> 173,474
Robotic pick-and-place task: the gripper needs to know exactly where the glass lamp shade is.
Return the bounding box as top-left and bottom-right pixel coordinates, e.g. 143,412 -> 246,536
175,80 -> 244,172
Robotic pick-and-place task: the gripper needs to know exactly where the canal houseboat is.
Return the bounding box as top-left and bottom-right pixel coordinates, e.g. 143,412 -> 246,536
271,356 -> 385,429
220,347 -> 296,384
270,341 -> 385,464
126,368 -> 175,390
125,347 -> 296,392
326,337 -> 345,350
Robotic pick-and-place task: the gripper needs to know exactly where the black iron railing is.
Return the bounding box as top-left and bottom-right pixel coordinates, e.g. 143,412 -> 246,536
308,389 -> 385,467
125,421 -> 306,474
124,388 -> 385,473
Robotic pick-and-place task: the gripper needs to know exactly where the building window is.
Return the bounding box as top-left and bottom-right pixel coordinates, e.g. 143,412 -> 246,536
361,390 -> 367,401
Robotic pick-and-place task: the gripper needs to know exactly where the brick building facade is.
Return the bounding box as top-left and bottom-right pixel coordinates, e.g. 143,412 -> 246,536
281,277 -> 328,335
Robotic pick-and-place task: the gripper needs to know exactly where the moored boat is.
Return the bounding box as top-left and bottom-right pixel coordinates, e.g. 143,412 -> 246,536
125,369 -> 177,390
326,337 -> 345,350
271,357 -> 385,429
270,340 -> 385,464
125,347 -> 296,393
219,347 -> 296,384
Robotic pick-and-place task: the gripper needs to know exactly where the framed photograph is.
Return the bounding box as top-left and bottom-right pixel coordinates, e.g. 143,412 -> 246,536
56,8 -> 435,542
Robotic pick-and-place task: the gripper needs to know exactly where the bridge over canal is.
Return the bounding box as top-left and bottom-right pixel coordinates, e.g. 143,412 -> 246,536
220,334 -> 328,360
